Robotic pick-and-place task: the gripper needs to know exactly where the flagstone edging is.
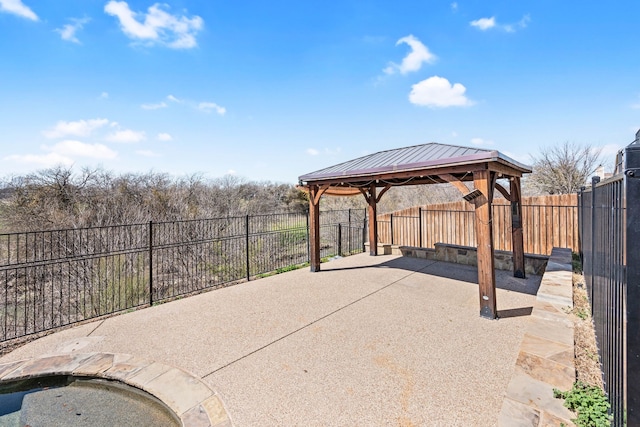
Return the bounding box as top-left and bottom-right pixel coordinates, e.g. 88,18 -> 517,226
498,247 -> 576,426
0,352 -> 232,427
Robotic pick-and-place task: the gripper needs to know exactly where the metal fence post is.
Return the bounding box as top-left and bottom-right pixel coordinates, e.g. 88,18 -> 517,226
306,213 -> 310,260
578,186 -> 585,266
149,220 -> 153,306
390,213 -> 394,245
363,216 -> 367,252
590,176 -> 600,309
626,137 -> 640,425
337,223 -> 342,256
348,209 -> 352,255
245,215 -> 250,281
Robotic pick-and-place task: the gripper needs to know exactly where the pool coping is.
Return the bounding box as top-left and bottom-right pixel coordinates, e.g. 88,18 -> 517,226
498,247 -> 577,426
0,352 -> 232,427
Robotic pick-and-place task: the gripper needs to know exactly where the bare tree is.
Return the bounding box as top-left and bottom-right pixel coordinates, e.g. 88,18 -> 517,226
529,142 -> 602,194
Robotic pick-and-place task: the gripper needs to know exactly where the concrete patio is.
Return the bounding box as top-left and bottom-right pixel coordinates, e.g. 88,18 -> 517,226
0,253 -> 543,426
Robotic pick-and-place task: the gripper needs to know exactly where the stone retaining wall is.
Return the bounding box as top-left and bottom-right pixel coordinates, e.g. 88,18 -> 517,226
366,242 -> 548,275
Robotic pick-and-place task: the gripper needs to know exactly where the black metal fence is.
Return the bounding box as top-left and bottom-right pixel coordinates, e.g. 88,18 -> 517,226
579,134 -> 640,426
0,209 -> 366,343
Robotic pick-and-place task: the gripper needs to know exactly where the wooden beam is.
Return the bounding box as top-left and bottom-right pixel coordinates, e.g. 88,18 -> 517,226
322,187 -> 362,196
489,162 -> 525,178
510,177 -> 526,278
367,183 -> 378,256
308,185 -> 321,272
297,185 -> 362,197
494,182 -> 511,200
438,174 -> 470,196
473,170 -> 497,319
359,187 -> 370,203
376,184 -> 392,203
313,184 -> 330,205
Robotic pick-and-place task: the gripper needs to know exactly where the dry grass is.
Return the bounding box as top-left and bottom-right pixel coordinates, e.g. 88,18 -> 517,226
571,272 -> 604,389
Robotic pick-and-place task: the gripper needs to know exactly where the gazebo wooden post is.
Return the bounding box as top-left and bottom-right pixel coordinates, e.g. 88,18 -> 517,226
473,170 -> 497,319
308,185 -> 321,272
510,177 -> 526,278
368,183 -> 378,256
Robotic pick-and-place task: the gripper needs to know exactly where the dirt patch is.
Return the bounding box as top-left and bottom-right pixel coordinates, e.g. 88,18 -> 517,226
571,272 -> 604,389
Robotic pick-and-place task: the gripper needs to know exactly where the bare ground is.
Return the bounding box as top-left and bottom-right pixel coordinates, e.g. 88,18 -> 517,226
571,272 -> 604,389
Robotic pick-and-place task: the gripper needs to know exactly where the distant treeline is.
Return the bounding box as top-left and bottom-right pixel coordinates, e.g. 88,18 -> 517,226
0,167 -> 309,232
0,166 -> 508,233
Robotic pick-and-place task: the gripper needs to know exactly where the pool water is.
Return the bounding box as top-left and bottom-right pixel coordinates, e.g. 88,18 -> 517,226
0,376 -> 180,427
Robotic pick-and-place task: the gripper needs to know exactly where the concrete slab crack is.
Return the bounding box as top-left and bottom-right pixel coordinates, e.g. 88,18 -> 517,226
202,260 -> 437,380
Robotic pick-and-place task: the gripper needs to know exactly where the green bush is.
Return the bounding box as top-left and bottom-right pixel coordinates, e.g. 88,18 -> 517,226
554,381 -> 612,427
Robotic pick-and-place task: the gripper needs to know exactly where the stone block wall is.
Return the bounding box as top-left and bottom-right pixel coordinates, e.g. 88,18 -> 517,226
396,243 -> 548,275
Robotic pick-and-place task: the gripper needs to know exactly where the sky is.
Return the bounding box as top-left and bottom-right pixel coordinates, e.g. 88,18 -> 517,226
1,0 -> 639,184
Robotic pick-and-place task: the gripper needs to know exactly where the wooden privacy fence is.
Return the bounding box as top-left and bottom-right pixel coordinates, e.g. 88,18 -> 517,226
378,194 -> 578,256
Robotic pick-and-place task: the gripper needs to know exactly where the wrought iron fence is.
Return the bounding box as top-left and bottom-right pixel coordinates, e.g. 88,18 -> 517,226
579,135 -> 640,426
0,209 -> 366,343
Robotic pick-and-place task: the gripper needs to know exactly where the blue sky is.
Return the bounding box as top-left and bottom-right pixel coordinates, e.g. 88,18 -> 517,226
1,0 -> 639,184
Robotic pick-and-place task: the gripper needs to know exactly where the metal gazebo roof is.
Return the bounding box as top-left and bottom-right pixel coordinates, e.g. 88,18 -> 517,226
299,142 -> 531,185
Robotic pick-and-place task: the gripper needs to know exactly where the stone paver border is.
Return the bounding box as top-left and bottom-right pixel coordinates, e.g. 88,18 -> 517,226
499,247 -> 576,426
0,352 -> 232,427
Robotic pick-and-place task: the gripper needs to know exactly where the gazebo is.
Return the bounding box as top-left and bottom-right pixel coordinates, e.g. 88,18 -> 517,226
298,142 -> 532,319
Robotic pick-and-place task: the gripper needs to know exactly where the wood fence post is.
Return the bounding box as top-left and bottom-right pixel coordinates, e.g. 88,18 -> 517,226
510,177 -> 525,278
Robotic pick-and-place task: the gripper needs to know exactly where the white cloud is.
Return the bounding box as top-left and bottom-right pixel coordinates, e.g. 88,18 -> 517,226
99,92 -> 109,99
136,150 -> 161,157
104,1 -> 204,49
198,102 -> 226,115
43,118 -> 110,138
0,0 -> 37,21
157,132 -> 172,141
451,2 -> 458,12
4,153 -> 72,167
409,76 -> 475,108
227,169 -> 237,175
56,17 -> 90,44
141,101 -> 168,110
44,140 -> 117,159
167,94 -> 182,103
470,137 -> 492,146
306,148 -> 320,156
384,35 -> 436,75
106,129 -> 146,143
470,15 -> 530,32
470,17 -> 496,30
